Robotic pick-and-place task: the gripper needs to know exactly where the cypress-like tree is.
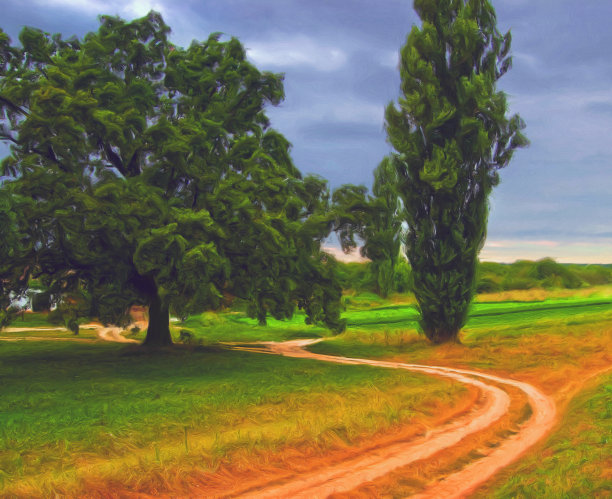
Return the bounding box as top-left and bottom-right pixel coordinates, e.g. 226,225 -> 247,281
385,0 -> 528,343
0,13 -> 345,345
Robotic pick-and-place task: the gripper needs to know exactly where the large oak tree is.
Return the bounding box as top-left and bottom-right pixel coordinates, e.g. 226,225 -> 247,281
385,0 -> 528,343
0,12 -> 345,345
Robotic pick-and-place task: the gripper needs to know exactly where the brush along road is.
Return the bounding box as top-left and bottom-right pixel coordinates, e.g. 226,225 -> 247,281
228,339 -> 556,499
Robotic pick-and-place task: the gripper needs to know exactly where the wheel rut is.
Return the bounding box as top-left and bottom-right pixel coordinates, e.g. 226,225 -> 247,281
228,339 -> 556,498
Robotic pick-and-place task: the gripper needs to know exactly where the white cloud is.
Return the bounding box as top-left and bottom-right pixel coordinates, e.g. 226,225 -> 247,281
512,51 -> 540,71
270,98 -> 384,131
33,0 -> 166,17
33,0 -> 105,13
323,246 -> 369,263
380,50 -> 400,69
247,35 -> 347,72
121,0 -> 166,17
326,100 -> 384,124
481,239 -> 612,264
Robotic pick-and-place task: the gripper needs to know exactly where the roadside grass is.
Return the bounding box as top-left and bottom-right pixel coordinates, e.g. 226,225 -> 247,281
3,311 -> 60,330
475,371 -> 612,498
3,287 -> 611,496
309,292 -> 612,367
311,287 -> 612,497
0,339 -> 466,496
475,284 -> 612,303
178,310 -> 327,344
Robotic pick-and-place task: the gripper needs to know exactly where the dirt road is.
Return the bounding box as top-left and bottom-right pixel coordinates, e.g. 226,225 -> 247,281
95,326 -> 139,343
2,329 -> 557,497
1,324 -> 138,343
231,339 -> 556,498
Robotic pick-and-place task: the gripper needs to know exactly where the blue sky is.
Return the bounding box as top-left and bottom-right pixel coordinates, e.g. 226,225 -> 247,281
2,0 -> 611,263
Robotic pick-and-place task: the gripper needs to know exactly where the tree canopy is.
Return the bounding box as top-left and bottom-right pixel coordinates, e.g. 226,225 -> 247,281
331,157 -> 405,298
385,0 -> 528,343
0,12 -> 345,345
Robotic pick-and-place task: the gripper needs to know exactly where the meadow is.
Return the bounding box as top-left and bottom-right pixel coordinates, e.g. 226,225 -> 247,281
0,285 -> 611,496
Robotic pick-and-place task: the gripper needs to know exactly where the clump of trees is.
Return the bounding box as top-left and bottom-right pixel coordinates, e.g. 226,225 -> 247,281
477,259 -> 612,293
385,0 -> 528,343
0,13 -> 345,345
332,157 -> 406,299
335,258 -> 611,297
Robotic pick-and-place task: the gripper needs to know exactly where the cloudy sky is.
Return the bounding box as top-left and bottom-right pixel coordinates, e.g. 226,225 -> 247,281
2,0 -> 611,263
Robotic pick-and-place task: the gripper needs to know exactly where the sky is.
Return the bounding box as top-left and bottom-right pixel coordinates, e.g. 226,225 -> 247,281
1,0 -> 611,264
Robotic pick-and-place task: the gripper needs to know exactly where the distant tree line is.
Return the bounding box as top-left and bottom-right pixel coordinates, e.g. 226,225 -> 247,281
334,258 -> 612,295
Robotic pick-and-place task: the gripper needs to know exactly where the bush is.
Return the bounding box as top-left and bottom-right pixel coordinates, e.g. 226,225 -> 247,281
394,260 -> 412,293
529,258 -> 582,289
477,277 -> 502,294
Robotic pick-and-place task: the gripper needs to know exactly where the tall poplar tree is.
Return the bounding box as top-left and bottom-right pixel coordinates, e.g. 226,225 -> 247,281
385,0 -> 527,343
0,13 -> 345,345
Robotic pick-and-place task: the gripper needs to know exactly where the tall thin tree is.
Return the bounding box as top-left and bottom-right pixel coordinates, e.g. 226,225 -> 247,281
385,0 -> 528,343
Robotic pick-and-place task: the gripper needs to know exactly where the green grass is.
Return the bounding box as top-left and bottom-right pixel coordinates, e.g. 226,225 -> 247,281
308,295 -> 612,361
2,288 -> 611,495
178,310 -> 327,343
4,312 -> 59,329
303,289 -> 612,497
479,372 -> 612,498
0,339 -> 464,494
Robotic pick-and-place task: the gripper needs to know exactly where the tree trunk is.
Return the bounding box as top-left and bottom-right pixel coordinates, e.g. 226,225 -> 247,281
143,292 -> 172,347
425,327 -> 461,344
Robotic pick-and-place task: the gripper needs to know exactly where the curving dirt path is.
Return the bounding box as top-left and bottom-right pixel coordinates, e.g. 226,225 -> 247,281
0,324 -> 138,343
2,326 -> 69,333
230,339 -> 556,498
95,326 -> 139,343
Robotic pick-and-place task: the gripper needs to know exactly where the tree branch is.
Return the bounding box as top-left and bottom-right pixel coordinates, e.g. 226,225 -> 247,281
100,141 -> 127,176
0,95 -> 30,117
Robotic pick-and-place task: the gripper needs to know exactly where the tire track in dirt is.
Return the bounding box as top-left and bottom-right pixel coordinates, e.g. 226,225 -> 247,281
230,339 -> 556,499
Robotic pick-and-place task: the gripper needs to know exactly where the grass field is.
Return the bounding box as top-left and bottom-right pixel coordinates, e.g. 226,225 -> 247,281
476,371 -> 612,498
0,333 -> 465,496
309,288 -> 612,497
1,286 -> 611,496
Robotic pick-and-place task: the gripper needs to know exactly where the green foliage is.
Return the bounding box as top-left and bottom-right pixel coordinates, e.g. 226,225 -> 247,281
0,188 -> 30,328
331,157 -> 404,299
394,259 -> 413,293
476,259 -> 612,292
334,261 -> 372,292
385,0 -> 528,342
0,13 -> 344,343
363,158 -> 405,298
